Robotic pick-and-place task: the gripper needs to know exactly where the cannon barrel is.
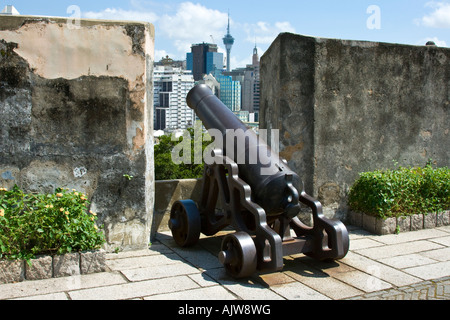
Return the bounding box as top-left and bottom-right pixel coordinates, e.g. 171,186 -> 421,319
186,84 -> 302,217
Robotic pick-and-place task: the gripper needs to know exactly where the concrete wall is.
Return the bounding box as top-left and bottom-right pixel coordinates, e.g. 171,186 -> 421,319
0,16 -> 155,251
153,179 -> 202,237
260,33 -> 449,221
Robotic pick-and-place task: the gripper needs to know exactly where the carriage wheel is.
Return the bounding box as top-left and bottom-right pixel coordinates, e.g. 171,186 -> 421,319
169,200 -> 201,247
219,232 -> 257,278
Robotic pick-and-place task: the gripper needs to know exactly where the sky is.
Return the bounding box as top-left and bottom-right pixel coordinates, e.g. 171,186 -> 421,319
3,0 -> 450,69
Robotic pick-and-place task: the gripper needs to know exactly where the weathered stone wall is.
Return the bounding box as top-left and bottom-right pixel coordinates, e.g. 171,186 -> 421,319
260,33 -> 449,221
0,16 -> 155,251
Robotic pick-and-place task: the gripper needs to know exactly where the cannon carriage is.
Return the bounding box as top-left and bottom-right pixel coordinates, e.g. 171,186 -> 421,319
169,85 -> 349,278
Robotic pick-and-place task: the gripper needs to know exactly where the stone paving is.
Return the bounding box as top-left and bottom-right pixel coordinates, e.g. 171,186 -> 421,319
0,225 -> 449,300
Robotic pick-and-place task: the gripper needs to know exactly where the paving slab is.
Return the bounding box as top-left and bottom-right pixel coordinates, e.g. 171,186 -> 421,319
68,275 -> 199,300
354,240 -> 444,260
222,282 -> 285,300
341,252 -> 421,287
0,272 -> 127,300
257,272 -> 296,287
271,281 -> 330,300
169,246 -> 224,269
371,229 -> 449,245
188,272 -> 221,288
12,292 -> 69,300
349,237 -> 385,250
284,270 -> 364,300
121,262 -> 200,282
106,248 -> 166,260
428,236 -> 450,247
332,270 -> 392,293
204,268 -> 285,300
404,261 -> 450,281
106,253 -> 184,271
420,247 -> 450,262
144,286 -> 237,300
378,254 -> 439,269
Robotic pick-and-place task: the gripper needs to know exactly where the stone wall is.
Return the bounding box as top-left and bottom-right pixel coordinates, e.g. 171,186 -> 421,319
0,16 -> 155,251
260,33 -> 450,221
152,179 -> 202,238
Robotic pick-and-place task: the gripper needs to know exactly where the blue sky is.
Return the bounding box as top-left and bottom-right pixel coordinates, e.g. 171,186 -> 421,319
4,0 -> 450,69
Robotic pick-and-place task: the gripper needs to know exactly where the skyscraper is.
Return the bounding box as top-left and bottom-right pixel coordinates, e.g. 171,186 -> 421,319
153,65 -> 195,131
216,74 -> 241,112
223,13 -> 235,72
186,43 -> 224,81
223,45 -> 260,116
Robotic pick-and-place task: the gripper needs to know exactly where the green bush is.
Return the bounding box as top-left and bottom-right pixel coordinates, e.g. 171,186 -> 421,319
155,127 -> 212,181
0,186 -> 105,263
348,165 -> 450,219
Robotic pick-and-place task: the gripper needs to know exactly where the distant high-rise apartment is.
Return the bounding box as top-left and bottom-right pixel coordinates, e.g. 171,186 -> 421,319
251,45 -> 260,118
223,45 -> 260,116
153,65 -> 195,131
216,74 -> 241,112
222,13 -> 235,72
186,43 -> 224,81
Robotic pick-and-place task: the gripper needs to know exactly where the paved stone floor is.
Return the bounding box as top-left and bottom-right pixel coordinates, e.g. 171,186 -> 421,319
0,225 -> 449,300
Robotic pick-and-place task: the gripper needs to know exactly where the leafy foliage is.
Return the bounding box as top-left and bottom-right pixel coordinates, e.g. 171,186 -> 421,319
154,127 -> 212,180
0,186 -> 105,262
348,164 -> 450,219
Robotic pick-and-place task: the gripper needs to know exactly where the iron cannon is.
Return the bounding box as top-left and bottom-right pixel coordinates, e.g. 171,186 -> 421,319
169,84 -> 349,278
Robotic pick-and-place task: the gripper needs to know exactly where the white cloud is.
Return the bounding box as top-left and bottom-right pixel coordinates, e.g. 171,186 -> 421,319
81,2 -> 228,60
274,22 -> 296,33
82,8 -> 158,23
244,21 -> 296,45
79,2 -> 294,65
159,2 -> 228,53
418,1 -> 450,28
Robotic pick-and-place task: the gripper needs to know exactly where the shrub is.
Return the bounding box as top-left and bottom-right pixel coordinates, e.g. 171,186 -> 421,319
0,185 -> 105,263
155,127 -> 212,180
348,165 -> 450,219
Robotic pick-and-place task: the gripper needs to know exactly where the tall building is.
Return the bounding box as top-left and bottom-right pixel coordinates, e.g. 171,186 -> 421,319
251,45 -> 260,119
222,13 -> 235,72
153,65 -> 195,132
186,43 -> 224,81
223,45 -> 260,117
216,74 -> 241,112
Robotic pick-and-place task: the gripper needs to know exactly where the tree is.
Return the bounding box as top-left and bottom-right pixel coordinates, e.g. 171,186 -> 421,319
154,127 -> 212,180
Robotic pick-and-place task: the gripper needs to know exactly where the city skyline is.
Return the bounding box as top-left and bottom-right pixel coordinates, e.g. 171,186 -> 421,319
3,0 -> 450,69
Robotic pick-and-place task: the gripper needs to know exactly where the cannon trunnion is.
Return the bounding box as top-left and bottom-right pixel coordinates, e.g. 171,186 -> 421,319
169,85 -> 349,278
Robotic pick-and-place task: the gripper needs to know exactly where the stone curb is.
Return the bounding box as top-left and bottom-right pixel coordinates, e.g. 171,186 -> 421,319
0,250 -> 106,284
349,210 -> 450,235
